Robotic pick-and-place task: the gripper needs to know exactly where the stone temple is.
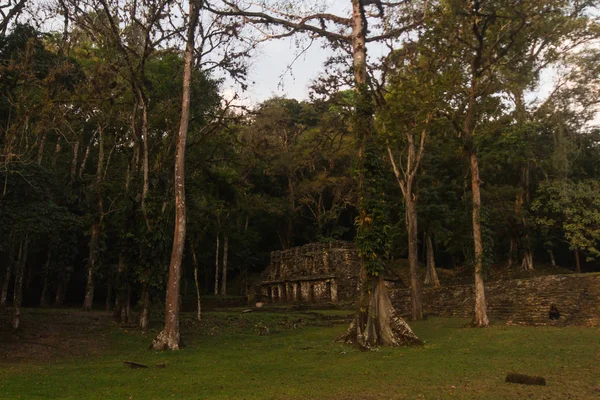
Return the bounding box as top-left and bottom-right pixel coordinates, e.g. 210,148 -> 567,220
259,241 -> 362,303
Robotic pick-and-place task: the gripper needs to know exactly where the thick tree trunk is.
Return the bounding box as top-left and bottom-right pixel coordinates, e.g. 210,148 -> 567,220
342,0 -> 420,347
406,196 -> 422,320
151,0 -> 199,351
12,238 -> 28,329
221,234 -> 228,296
214,233 -> 220,295
339,276 -> 421,348
470,152 -> 489,327
191,242 -> 202,321
574,248 -> 581,273
139,283 -> 150,330
424,234 -> 440,288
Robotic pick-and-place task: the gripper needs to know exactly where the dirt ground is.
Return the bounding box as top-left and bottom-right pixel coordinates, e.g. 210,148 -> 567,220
0,308 -> 117,362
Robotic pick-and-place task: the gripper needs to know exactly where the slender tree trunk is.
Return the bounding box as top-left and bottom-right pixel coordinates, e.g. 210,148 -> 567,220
507,237 -> 517,269
470,152 -> 489,327
70,139 -> 79,184
83,126 -> 104,311
123,284 -> 131,323
151,0 -> 199,350
12,237 -> 28,329
83,221 -> 99,311
221,234 -> 228,296
52,136 -> 61,169
424,234 -> 440,288
574,248 -> 581,273
139,283 -> 150,330
37,131 -> 47,165
214,233 -> 220,295
139,94 -> 151,230
406,195 -> 422,320
191,241 -> 201,321
548,249 -> 556,266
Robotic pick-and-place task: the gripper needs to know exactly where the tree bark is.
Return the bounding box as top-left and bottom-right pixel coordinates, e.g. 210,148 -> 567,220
339,276 -> 421,348
70,139 -> 79,184
342,0 -> 420,347
221,234 -> 228,296
139,283 -> 150,330
12,237 -> 28,329
548,249 -> 556,266
424,234 -> 440,288
470,151 -> 489,327
406,195 -> 422,320
574,248 -> 581,273
214,232 -> 220,295
151,0 -> 199,350
83,126 -> 104,311
191,241 -> 202,321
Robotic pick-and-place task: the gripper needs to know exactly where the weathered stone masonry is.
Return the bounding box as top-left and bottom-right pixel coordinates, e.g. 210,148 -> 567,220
391,272 -> 600,326
260,242 -> 361,303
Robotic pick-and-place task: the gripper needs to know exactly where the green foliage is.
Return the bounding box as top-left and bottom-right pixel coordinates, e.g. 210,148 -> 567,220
533,180 -> 600,260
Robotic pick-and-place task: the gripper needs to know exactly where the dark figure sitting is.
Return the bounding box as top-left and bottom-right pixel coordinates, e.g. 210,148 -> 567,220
549,304 -> 560,320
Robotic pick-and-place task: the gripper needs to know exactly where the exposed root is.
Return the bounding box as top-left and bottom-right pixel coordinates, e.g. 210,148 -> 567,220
150,329 -> 183,351
338,276 -> 422,349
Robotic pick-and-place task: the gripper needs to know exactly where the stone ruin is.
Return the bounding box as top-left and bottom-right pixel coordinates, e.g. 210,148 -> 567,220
259,241 -> 362,304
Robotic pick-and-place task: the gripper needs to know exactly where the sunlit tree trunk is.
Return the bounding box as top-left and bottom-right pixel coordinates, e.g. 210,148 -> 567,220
151,0 -> 200,350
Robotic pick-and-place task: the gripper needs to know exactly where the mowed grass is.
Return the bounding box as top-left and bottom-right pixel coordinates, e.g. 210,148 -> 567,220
1,308 -> 600,399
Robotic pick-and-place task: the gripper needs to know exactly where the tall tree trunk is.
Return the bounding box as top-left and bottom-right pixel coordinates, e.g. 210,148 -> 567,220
424,234 -> 440,288
37,131 -> 47,165
574,248 -> 581,273
341,0 -> 420,347
470,152 -> 489,327
221,234 -> 228,296
139,283 -> 150,330
151,0 -> 199,350
12,237 -> 28,329
406,195 -> 422,320
214,232 -> 220,296
191,241 -> 202,321
139,93 -> 151,230
83,126 -> 104,311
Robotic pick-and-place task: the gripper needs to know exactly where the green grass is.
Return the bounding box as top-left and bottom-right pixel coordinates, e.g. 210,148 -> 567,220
1,309 -> 599,399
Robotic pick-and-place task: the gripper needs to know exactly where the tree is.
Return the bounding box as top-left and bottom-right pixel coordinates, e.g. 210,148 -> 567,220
150,0 -> 201,351
208,0 -> 424,347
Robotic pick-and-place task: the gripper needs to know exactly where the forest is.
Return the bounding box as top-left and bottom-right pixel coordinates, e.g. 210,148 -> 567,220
1,0 -> 600,354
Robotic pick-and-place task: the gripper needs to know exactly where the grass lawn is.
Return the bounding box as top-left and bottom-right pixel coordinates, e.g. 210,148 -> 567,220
1,308 -> 599,399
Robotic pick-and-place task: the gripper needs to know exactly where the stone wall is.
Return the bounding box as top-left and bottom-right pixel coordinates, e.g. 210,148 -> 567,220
390,272 -> 600,326
260,242 -> 361,303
